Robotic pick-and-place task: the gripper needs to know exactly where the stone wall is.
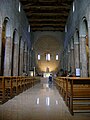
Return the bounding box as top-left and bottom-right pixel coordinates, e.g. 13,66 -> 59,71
31,31 -> 64,74
64,0 -> 90,77
0,0 -> 31,76
65,0 -> 90,47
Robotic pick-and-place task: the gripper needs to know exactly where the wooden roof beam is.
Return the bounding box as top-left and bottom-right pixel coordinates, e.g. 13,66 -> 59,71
31,27 -> 64,31
30,23 -> 65,27
27,15 -> 67,19
26,12 -> 69,17
28,19 -> 66,22
23,5 -> 71,9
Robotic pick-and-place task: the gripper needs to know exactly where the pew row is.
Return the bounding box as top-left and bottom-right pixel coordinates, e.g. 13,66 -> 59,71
54,77 -> 90,115
0,76 -> 40,104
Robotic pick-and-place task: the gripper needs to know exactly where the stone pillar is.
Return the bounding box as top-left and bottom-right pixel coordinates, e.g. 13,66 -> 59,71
88,21 -> 90,77
60,53 -> 62,69
32,49 -> 36,69
70,40 -> 75,73
30,50 -> 33,70
27,49 -> 30,75
74,42 -> 80,69
29,51 -> 31,70
0,26 -> 2,75
70,48 -> 74,73
68,51 -> 71,72
28,50 -> 30,74
64,51 -> 66,70
61,56 -> 63,70
67,45 -> 71,72
65,51 -> 68,71
19,41 -> 24,75
4,37 -> 12,76
79,35 -> 87,77
64,51 -> 68,71
62,52 -> 64,70
33,66 -> 35,76
24,45 -> 27,72
13,43 -> 19,76
88,45 -> 90,76
31,48 -> 35,70
63,51 -> 65,70
87,13 -> 90,77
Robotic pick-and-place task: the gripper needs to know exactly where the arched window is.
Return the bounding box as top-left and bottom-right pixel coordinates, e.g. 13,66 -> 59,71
46,53 -> 50,61
19,2 -> 21,12
56,54 -> 59,60
38,54 -> 40,60
73,2 -> 75,13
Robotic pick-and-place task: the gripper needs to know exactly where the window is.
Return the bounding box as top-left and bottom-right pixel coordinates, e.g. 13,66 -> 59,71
19,2 -> 21,12
46,53 -> 50,61
56,54 -> 58,60
28,25 -> 30,32
65,25 -> 67,33
73,2 -> 75,13
38,54 -> 40,60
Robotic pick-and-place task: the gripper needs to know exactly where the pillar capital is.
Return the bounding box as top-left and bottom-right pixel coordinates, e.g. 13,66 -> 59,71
74,41 -> 79,45
70,46 -> 74,50
68,50 -> 70,53
79,35 -> 86,38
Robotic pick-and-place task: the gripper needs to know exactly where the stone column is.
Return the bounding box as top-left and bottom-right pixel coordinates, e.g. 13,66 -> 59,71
74,42 -> 80,69
79,35 -> 87,77
70,48 -> 74,73
13,43 -> 19,76
87,13 -> 90,77
24,45 -> 27,72
28,50 -> 31,74
30,50 -> 33,70
88,21 -> 90,77
31,47 -> 35,70
70,40 -> 75,73
67,45 -> 71,72
65,50 -> 68,71
63,51 -> 65,70
0,25 -> 2,75
19,41 -> 24,75
63,50 -> 68,71
26,48 -> 28,73
29,51 -> 31,70
60,53 -> 62,69
4,37 -> 12,76
64,50 -> 68,71
27,49 -> 30,75
62,52 -> 64,70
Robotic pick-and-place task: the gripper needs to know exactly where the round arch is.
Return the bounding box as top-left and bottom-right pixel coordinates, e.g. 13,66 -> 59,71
11,29 -> 19,76
18,36 -> 22,76
19,37 -> 24,75
79,17 -> 89,76
80,17 -> 88,36
0,17 -> 11,76
74,29 -> 80,75
74,29 -> 79,43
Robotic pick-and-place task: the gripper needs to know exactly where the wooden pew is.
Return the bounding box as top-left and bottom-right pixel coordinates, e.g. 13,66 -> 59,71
0,76 -> 40,104
0,77 -> 5,103
0,77 -> 14,102
54,77 -> 90,115
54,77 -> 67,101
67,77 -> 90,115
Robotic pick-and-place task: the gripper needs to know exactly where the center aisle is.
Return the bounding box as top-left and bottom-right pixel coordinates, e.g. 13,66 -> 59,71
0,77 -> 90,120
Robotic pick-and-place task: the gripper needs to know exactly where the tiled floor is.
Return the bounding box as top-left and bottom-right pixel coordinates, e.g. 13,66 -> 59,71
0,78 -> 90,120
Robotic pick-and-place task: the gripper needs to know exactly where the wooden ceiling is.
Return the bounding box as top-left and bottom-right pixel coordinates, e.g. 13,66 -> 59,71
20,0 -> 73,32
